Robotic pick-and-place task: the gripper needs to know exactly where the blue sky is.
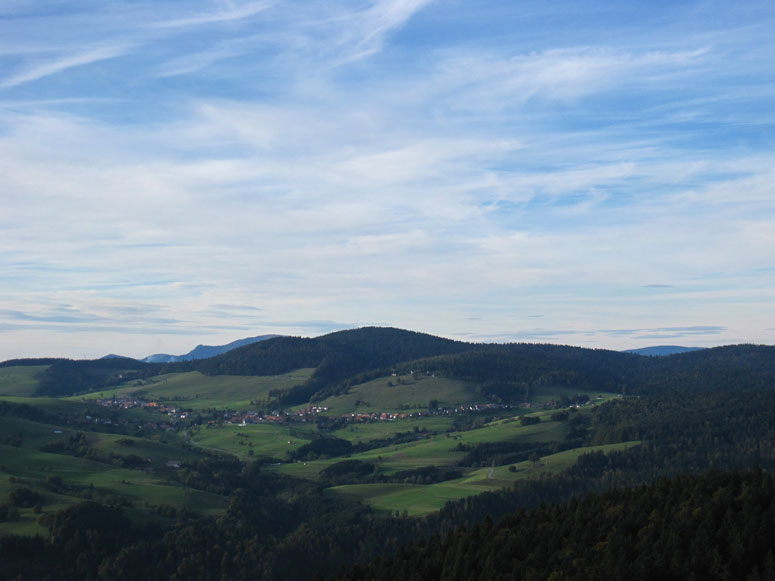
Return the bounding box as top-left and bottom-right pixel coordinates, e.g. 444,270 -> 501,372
1,0 -> 774,359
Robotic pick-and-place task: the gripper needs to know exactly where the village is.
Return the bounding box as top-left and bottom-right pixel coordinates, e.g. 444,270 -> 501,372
92,396 -> 522,429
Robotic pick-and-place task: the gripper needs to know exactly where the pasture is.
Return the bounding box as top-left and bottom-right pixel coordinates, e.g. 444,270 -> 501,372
326,441 -> 641,516
189,422 -> 318,460
80,368 -> 315,410
0,366 -> 47,396
310,374 -> 478,414
272,412 -> 571,480
0,408 -> 229,538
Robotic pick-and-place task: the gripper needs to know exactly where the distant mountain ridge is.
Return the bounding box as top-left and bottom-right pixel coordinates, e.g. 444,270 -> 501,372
624,346 -> 705,356
142,334 -> 280,363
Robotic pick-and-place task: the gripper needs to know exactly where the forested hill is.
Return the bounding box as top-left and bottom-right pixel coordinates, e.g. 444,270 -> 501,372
33,357 -> 152,397
172,329 -> 775,398
397,342 -> 775,397
171,327 -> 475,404
634,343 -> 775,394
179,327 -> 472,377
169,332 -> 775,404
3,328 -> 775,400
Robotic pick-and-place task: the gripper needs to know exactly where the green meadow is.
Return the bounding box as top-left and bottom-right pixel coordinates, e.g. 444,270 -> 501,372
331,416 -> 456,443
0,441 -> 227,537
189,422 -> 318,460
79,368 -> 315,410
305,373 -> 619,417
265,407 -> 633,516
0,402 -> 230,537
530,387 -> 620,406
326,441 -> 641,516
0,366 -> 48,396
310,374 -> 479,414
273,412 -> 577,480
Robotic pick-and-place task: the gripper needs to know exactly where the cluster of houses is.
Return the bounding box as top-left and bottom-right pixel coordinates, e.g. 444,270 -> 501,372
219,405 -> 330,426
335,403 -> 512,423
93,396 -> 530,429
94,397 -> 189,420
220,402 -> 518,426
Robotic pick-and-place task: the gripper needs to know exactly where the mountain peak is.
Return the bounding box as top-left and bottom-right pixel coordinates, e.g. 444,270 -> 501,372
624,345 -> 704,356
142,334 -> 281,363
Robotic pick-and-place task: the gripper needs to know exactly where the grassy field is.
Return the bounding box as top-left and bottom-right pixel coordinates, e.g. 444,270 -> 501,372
0,440 -> 228,537
326,441 -> 641,515
306,374 -> 619,416
0,407 -> 229,538
531,387 -> 619,406
331,416 -> 456,443
0,366 -> 47,396
272,412 -> 571,481
4,393 -> 109,413
189,422 -> 319,460
310,374 -> 479,414
76,368 -> 315,410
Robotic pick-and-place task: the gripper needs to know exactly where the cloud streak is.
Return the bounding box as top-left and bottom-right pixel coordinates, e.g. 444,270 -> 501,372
0,45 -> 129,88
151,1 -> 273,29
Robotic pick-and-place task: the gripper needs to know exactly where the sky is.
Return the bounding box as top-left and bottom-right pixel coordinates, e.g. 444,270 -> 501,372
1,0 -> 774,360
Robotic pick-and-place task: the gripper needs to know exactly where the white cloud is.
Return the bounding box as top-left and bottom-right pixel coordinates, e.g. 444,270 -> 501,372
0,44 -> 129,88
151,1 -> 274,29
345,0 -> 436,61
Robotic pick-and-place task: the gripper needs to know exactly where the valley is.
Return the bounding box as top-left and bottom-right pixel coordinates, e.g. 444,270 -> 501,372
2,328 -> 775,579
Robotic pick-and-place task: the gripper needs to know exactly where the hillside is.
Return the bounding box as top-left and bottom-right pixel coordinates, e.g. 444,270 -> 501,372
183,332 -> 775,403
3,329 -> 775,404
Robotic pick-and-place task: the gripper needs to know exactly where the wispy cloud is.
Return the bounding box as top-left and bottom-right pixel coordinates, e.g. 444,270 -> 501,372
156,42 -> 248,77
0,307 -> 102,324
599,326 -> 727,337
345,0 -> 435,61
151,1 -> 273,29
0,44 -> 128,88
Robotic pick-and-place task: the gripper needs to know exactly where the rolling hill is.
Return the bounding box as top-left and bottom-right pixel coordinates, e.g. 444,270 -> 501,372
3,328 -> 775,404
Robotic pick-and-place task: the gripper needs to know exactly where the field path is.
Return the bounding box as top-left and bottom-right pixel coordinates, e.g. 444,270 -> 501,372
487,467 -> 494,479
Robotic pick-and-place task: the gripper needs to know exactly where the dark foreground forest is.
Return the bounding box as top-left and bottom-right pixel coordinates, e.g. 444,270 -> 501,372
339,470 -> 775,581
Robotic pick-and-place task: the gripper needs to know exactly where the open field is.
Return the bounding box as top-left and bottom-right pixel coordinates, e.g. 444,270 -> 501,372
310,374 -> 478,414
0,407 -> 229,538
1,395 -> 157,428
531,387 -> 620,406
0,441 -> 228,537
326,441 -> 641,516
309,373 -> 620,416
331,416 -> 456,442
0,366 -> 48,396
76,368 -> 315,410
272,413 -> 572,480
189,422 -> 318,460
